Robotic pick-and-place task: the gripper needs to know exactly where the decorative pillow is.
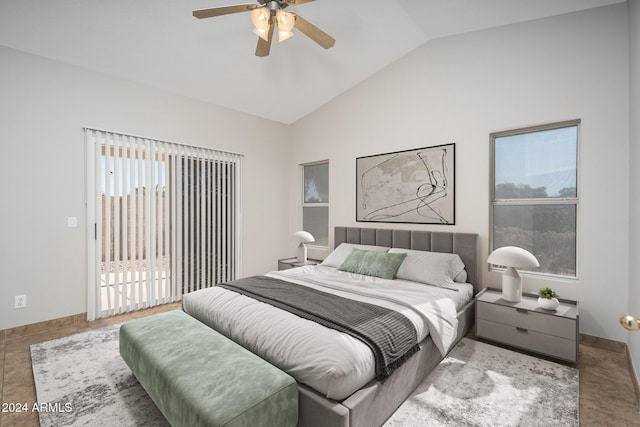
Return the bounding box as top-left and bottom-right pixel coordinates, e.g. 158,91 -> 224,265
320,243 -> 390,268
338,248 -> 407,280
388,248 -> 467,288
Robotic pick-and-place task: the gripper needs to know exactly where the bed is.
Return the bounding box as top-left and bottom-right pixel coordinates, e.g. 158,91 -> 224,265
182,226 -> 479,427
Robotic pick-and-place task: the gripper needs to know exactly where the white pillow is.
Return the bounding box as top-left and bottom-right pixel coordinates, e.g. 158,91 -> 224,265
388,248 -> 467,289
321,243 -> 390,268
454,269 -> 467,283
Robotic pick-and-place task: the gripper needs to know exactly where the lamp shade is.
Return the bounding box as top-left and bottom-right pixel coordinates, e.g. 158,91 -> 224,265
251,7 -> 271,41
292,231 -> 315,244
487,246 -> 539,268
292,231 -> 314,264
276,10 -> 295,43
276,10 -> 295,32
488,246 -> 539,303
251,7 -> 271,29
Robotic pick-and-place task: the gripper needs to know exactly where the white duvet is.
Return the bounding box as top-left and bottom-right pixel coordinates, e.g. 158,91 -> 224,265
182,265 -> 471,400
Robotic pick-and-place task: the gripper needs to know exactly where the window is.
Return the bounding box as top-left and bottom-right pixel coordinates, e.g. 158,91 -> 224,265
302,161 -> 329,247
490,120 -> 580,278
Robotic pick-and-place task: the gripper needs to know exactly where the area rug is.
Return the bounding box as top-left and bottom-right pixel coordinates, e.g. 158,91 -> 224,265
384,338 -> 579,426
30,324 -> 169,427
32,326 -> 578,427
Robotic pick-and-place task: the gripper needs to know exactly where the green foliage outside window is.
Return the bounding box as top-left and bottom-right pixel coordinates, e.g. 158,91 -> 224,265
491,120 -> 580,278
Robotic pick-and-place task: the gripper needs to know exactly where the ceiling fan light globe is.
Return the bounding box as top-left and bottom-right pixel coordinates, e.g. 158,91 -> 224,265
276,10 -> 295,32
278,30 -> 294,43
253,27 -> 269,41
251,8 -> 271,29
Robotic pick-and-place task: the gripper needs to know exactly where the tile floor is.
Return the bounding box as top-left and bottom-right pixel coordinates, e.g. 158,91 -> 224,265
1,303 -> 639,426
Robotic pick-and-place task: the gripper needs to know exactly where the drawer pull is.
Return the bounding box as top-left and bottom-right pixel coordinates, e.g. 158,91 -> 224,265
516,327 -> 528,334
516,308 -> 528,314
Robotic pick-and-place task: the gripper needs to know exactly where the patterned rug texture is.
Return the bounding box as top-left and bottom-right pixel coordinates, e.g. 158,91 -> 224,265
31,324 -> 169,427
31,325 -> 578,427
384,338 -> 579,426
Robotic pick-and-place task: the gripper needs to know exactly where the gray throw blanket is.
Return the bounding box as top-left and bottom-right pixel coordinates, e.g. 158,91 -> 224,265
218,275 -> 420,379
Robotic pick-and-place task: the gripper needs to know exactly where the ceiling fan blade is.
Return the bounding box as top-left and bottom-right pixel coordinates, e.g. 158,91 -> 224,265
284,0 -> 316,6
255,17 -> 275,57
193,4 -> 256,19
292,13 -> 335,49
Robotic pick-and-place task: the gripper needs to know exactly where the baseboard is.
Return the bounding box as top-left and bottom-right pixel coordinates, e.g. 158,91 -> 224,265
579,333 -> 627,353
625,344 -> 640,411
579,333 -> 640,411
1,312 -> 88,340
1,302 -> 182,340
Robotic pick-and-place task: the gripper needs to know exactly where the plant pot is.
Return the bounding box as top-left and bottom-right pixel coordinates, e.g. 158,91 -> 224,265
538,297 -> 559,311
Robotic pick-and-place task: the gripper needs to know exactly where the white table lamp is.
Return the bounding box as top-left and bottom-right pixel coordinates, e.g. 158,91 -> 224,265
487,246 -> 539,302
292,231 -> 315,263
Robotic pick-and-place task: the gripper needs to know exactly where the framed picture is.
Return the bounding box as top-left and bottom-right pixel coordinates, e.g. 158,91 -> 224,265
356,143 -> 455,224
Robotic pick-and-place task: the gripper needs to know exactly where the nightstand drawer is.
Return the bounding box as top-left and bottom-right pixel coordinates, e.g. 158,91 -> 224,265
476,318 -> 577,362
477,301 -> 575,340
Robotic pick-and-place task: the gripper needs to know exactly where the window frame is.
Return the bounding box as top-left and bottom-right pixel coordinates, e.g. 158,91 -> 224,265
301,160 -> 329,249
489,119 -> 581,280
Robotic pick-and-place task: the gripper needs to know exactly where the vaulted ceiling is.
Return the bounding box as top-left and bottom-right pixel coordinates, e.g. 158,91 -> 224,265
0,0 -> 625,124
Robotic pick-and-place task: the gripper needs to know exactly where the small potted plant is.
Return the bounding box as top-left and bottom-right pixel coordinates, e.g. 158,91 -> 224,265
537,287 -> 560,311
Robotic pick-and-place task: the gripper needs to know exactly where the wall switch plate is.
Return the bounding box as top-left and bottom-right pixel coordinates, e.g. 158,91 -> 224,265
15,294 -> 26,309
67,217 -> 78,228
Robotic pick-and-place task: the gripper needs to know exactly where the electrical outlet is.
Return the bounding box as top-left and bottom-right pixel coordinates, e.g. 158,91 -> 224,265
15,294 -> 26,309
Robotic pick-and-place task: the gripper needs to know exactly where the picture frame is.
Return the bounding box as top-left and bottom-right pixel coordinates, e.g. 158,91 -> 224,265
356,143 -> 455,224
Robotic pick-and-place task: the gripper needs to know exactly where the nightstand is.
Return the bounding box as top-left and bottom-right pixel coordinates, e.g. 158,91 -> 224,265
475,287 -> 579,363
277,257 -> 321,271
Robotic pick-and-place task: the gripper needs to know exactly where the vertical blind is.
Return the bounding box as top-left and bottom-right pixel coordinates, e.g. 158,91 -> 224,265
85,128 -> 242,319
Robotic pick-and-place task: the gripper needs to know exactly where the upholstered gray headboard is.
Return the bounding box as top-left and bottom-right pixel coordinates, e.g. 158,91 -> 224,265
334,226 -> 480,293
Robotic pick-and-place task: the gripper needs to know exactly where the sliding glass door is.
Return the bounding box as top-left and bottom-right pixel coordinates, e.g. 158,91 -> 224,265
85,129 -> 241,319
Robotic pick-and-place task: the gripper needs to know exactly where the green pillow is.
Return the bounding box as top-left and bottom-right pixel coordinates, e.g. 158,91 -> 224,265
338,248 -> 407,279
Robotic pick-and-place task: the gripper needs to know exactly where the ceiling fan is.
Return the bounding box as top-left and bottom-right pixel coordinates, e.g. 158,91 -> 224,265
193,0 -> 335,57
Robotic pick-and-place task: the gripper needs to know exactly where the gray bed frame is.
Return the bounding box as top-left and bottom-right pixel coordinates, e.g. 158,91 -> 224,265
296,226 -> 479,427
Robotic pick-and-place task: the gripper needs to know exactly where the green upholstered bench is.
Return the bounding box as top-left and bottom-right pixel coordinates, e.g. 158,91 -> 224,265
119,310 -> 298,427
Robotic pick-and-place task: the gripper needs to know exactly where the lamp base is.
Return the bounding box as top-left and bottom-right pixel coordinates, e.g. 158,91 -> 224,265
296,243 -> 307,264
501,267 -> 522,302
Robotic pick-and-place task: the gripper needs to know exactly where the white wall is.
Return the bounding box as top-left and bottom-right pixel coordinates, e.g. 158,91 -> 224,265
0,46 -> 290,330
628,0 -> 640,384
289,4 -> 630,341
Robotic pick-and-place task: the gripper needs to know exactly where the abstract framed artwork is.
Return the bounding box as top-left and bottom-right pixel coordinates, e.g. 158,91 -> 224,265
356,143 -> 455,224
